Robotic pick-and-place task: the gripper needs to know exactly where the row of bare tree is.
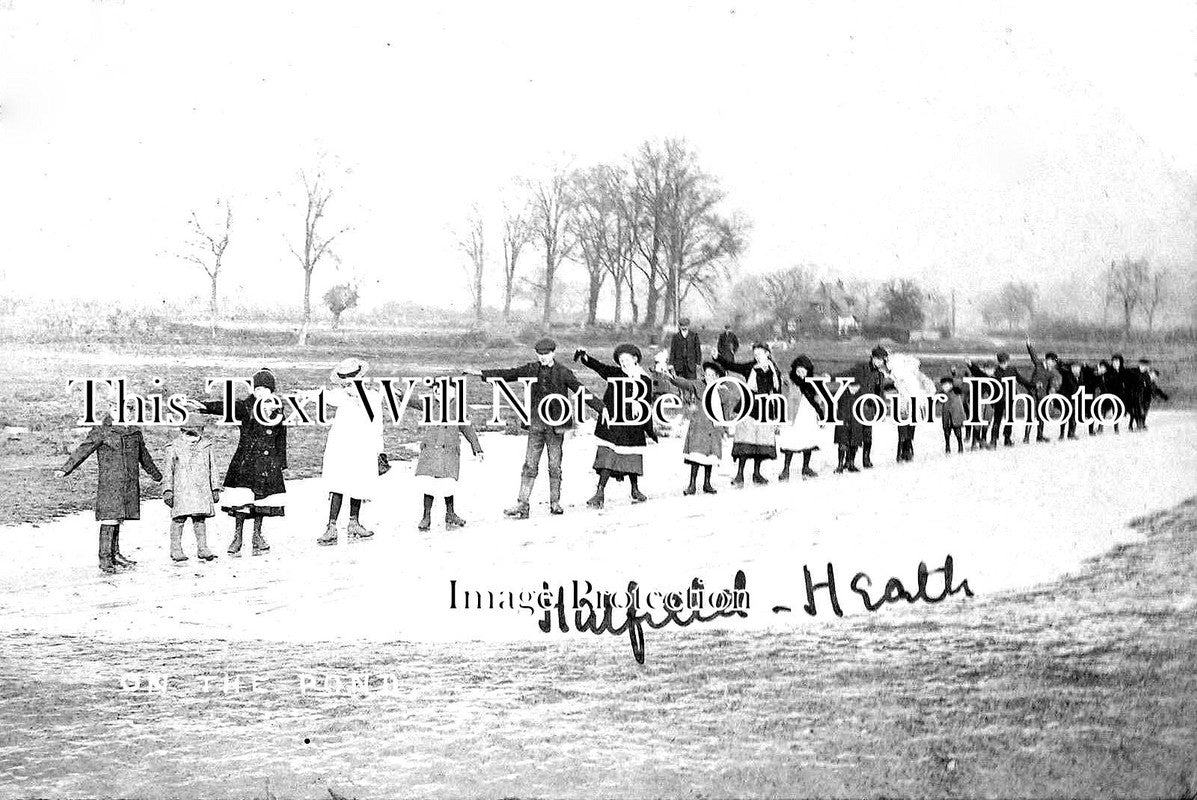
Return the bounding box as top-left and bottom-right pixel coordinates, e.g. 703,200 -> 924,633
458,139 -> 749,330
180,169 -> 356,345
977,258 -> 1170,335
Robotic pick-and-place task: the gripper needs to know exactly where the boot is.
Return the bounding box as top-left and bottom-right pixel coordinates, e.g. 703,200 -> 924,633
702,481 -> 717,494
347,519 -> 374,540
845,446 -> 860,473
445,512 -> 467,530
751,471 -> 768,485
801,467 -> 818,478
834,446 -> 847,474
112,528 -> 136,567
548,475 -> 564,515
251,524 -> 269,555
630,485 -> 647,503
228,518 -> 244,556
683,484 -> 697,496
317,522 -> 339,546
861,444 -> 873,469
586,488 -> 605,509
169,523 -> 188,562
417,515 -> 432,531
98,526 -> 117,574
194,522 -> 217,561
505,476 -> 534,518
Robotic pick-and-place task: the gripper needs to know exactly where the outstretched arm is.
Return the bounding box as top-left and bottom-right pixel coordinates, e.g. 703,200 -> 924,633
59,428 -> 102,476
480,363 -> 537,381
715,354 -> 752,378
579,352 -> 624,380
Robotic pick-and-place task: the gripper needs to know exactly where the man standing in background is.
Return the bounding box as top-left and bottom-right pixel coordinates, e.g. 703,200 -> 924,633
669,317 -> 703,380
717,323 -> 739,363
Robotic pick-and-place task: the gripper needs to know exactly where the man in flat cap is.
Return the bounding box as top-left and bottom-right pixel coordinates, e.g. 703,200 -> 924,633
668,317 -> 703,380
466,337 -> 583,518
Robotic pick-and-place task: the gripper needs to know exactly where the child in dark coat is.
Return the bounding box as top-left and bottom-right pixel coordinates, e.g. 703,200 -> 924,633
833,379 -> 865,473
196,368 -> 287,556
938,376 -> 965,454
57,409 -> 162,574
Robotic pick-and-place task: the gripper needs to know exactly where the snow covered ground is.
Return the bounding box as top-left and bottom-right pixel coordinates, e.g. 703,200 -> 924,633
0,410 -> 1194,645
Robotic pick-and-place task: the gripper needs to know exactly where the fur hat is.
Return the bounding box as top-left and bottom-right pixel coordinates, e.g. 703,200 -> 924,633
871,345 -> 889,360
330,357 -> 368,382
533,337 -> 557,354
613,343 -> 642,363
1045,351 -> 1058,362
678,317 -> 691,327
253,368 -> 276,392
701,360 -> 725,378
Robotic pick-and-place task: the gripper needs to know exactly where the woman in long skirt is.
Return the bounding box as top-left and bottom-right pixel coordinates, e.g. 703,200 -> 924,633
575,344 -> 655,508
658,360 -> 737,495
777,354 -> 825,480
717,342 -> 784,486
317,357 -> 384,545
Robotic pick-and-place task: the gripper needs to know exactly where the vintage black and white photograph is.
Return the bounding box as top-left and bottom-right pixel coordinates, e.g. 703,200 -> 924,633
1,1 -> 1195,797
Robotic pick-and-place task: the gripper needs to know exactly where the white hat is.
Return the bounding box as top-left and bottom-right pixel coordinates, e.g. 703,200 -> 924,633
330,357 -> 368,382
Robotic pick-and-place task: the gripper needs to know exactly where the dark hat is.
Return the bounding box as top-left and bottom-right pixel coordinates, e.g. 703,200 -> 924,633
1045,351 -> 1058,361
679,317 -> 691,327
533,337 -> 558,354
871,345 -> 889,360
1138,358 -> 1151,365
253,368 -> 276,392
701,360 -> 726,378
979,359 -> 995,370
750,341 -> 771,353
1098,359 -> 1110,370
996,351 -> 1010,363
1111,353 -> 1124,364
613,343 -> 642,363
939,374 -> 954,385
789,354 -> 815,384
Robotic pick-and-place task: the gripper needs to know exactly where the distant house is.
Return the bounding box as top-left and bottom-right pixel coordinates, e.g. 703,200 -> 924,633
808,280 -> 860,337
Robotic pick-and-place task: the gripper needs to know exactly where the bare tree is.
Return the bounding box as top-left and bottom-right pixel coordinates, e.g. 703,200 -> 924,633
179,200 -> 232,341
458,204 -> 486,324
288,170 -> 349,346
629,142 -> 669,329
984,281 -> 1036,332
1105,256 -> 1149,337
570,167 -> 612,327
500,203 -> 533,322
758,266 -> 814,338
1144,267 -> 1168,332
526,167 -> 576,327
657,139 -> 747,326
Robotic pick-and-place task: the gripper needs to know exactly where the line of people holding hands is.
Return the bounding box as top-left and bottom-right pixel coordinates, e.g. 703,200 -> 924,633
55,334 -> 1169,574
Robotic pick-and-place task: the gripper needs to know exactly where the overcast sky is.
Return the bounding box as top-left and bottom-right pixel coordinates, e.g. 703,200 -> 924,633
1,0 -> 1194,316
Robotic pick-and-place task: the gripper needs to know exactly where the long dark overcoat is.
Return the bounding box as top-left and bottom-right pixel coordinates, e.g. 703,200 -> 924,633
201,398 -> 287,499
61,420 -> 162,520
